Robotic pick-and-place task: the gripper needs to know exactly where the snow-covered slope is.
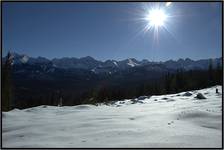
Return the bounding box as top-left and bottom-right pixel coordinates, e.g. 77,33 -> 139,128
2,86 -> 222,148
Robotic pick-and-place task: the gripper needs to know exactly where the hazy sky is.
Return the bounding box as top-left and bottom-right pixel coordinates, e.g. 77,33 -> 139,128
2,2 -> 222,61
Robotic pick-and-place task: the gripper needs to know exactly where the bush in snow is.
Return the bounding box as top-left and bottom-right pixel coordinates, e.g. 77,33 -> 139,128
216,88 -> 219,94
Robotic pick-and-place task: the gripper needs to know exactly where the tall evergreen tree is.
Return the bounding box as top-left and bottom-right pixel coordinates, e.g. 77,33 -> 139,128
208,59 -> 214,85
215,61 -> 222,85
2,52 -> 14,111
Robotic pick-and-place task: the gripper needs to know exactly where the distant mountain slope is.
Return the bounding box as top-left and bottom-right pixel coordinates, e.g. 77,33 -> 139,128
2,52 -> 222,74
2,52 -> 222,109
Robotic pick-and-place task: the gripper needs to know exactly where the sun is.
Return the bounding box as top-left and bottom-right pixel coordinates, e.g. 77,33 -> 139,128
139,4 -> 171,34
136,3 -> 174,39
146,8 -> 167,27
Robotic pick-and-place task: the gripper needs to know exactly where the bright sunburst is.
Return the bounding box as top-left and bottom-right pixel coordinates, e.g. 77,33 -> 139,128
145,8 -> 167,27
131,2 -> 176,44
135,2 -> 175,43
142,5 -> 170,33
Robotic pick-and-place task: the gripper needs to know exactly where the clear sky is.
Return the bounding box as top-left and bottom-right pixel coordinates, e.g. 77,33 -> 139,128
2,2 -> 222,61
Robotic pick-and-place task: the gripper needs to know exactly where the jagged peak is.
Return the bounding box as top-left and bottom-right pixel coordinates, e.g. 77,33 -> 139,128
3,52 -> 221,70
80,56 -> 95,61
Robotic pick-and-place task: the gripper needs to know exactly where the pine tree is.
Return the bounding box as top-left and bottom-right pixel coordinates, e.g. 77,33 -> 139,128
208,59 -> 214,85
215,61 -> 222,85
165,73 -> 171,93
2,52 -> 14,111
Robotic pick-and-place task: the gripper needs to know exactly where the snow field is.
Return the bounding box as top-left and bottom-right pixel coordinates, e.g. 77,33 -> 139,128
2,86 -> 222,148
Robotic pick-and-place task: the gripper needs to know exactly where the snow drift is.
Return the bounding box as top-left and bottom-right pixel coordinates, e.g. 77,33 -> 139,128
2,86 -> 222,148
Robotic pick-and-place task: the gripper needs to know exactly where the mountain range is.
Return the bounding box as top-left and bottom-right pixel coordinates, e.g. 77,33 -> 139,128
2,52 -> 222,108
3,52 -> 222,75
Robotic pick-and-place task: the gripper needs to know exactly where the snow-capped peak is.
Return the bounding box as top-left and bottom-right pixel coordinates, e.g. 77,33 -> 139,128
20,55 -> 29,64
127,58 -> 139,67
113,61 -> 118,66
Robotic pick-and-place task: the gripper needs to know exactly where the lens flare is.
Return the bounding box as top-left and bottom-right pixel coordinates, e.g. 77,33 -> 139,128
166,2 -> 172,7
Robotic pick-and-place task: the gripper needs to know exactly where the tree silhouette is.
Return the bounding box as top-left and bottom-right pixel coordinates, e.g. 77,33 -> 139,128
2,52 -> 14,111
208,59 -> 214,85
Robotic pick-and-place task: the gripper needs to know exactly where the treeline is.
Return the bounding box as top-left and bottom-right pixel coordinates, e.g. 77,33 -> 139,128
2,53 -> 223,111
88,60 -> 222,103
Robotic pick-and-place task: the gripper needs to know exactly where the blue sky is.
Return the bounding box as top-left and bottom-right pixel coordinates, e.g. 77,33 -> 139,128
2,2 -> 222,61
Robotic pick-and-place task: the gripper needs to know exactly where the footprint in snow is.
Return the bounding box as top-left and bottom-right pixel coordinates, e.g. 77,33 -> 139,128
168,121 -> 174,125
166,99 -> 175,102
129,117 -> 135,120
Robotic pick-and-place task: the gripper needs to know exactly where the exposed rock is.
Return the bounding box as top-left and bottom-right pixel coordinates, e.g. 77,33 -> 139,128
138,96 -> 150,100
131,98 -> 144,104
195,93 -> 206,99
183,92 -> 192,96
119,101 -> 125,104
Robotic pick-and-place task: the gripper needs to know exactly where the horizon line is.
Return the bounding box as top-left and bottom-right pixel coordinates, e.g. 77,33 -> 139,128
2,51 -> 222,63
